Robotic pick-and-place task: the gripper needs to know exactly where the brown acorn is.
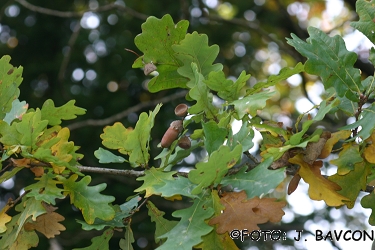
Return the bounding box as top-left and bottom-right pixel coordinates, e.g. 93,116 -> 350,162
178,135 -> 191,149
174,103 -> 188,117
161,120 -> 183,148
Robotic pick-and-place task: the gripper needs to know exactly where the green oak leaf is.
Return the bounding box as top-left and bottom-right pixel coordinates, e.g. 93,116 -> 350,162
197,190 -> 238,250
134,167 -> 177,197
15,109 -> 48,150
329,143 -> 363,175
153,176 -> 198,199
227,120 -> 254,152
0,214 -> 39,250
290,99 -> 339,145
134,14 -> 189,92
3,99 -> 28,125
24,173 -> 65,205
33,127 -> 82,174
361,191 -> 375,225
0,166 -> 24,182
173,31 -> 222,80
61,174 -> 115,224
100,104 -> 161,167
340,103 -> 375,141
77,196 -> 141,230
14,197 -> 47,242
250,62 -> 304,94
189,145 -> 242,195
119,224 -> 135,250
0,55 -> 23,120
73,228 -> 114,250
202,120 -> 227,155
351,0 -> 375,42
147,67 -> 188,92
287,26 -> 362,101
147,201 -> 178,244
41,99 -> 86,126
156,140 -> 202,170
230,91 -> 275,118
157,193 -> 214,250
94,147 -> 126,164
204,70 -> 249,102
221,157 -> 284,198
329,161 -> 371,209
262,133 -> 320,161
370,48 -> 375,67
187,63 -> 217,119
0,120 -> 22,147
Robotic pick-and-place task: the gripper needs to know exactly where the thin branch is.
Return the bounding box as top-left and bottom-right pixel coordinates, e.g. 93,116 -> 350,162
15,0 -> 148,20
58,20 -> 81,99
207,14 -> 302,61
77,166 -> 145,177
67,91 -> 188,130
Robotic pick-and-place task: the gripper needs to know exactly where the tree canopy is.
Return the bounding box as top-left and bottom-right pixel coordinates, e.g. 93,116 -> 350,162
1,0 -> 375,249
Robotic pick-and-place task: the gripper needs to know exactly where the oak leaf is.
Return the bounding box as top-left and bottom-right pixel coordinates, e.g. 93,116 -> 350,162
364,131 -> 375,164
24,204 -> 66,238
0,204 -> 12,233
209,191 -> 286,234
319,130 -> 351,159
289,154 -> 349,206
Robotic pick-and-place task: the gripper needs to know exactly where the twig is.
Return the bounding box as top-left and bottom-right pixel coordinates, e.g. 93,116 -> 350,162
58,21 -> 81,99
206,14 -> 302,60
67,91 -> 187,130
77,166 -> 145,177
15,0 -> 148,20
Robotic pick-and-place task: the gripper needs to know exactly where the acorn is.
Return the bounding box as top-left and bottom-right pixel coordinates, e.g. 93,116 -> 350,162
174,103 -> 188,117
143,62 -> 157,75
178,135 -> 191,149
161,120 -> 183,148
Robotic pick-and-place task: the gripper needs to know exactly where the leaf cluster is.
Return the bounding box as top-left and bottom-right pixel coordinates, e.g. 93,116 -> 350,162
2,0 -> 375,248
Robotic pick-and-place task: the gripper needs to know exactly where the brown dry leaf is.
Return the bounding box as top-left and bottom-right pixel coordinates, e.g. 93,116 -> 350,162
319,130 -> 351,159
303,131 -> 331,164
24,204 -> 65,238
250,197 -> 286,223
209,191 -> 286,234
11,158 -> 31,168
287,174 -> 301,195
30,167 -> 44,177
289,154 -> 349,206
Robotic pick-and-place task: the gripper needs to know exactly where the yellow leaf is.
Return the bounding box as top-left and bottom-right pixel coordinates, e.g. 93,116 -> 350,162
364,131 -> 375,163
289,154 -> 349,206
319,130 -> 351,159
0,204 -> 12,233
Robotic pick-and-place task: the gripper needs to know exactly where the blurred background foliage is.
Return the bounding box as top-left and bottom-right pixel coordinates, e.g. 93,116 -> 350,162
0,0 -> 374,249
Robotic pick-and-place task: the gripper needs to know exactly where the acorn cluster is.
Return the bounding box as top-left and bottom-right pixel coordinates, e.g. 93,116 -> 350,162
160,104 -> 191,149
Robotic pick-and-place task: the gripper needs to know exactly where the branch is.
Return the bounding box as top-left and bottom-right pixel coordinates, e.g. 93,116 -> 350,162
67,91 -> 188,130
58,21 -> 81,100
15,0 -> 148,20
77,165 -> 145,177
206,14 -> 303,61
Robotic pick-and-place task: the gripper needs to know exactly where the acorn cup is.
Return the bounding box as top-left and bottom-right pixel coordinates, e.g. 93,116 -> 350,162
174,103 -> 188,117
161,120 -> 183,148
143,62 -> 157,75
178,135 -> 191,149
